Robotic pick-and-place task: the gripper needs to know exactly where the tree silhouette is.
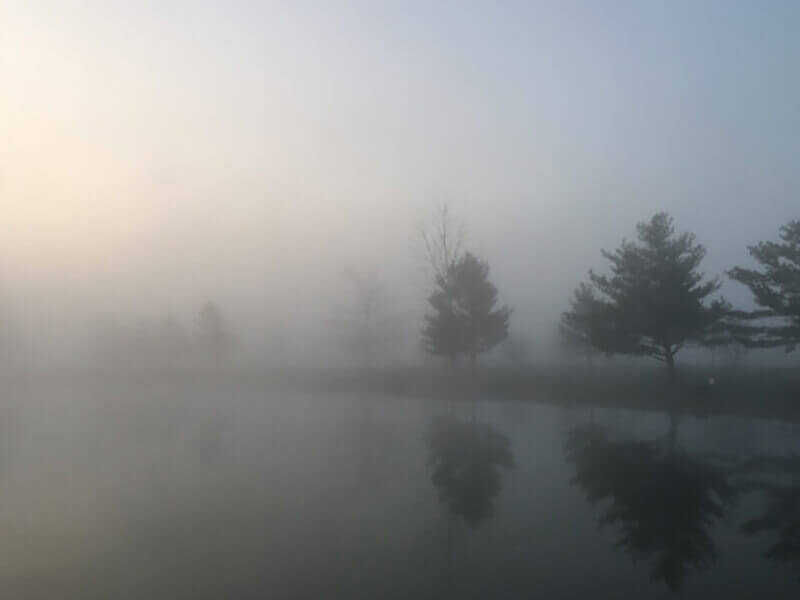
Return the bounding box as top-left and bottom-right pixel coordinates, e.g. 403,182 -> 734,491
196,301 -> 233,362
559,282 -> 607,367
419,203 -> 465,284
565,421 -> 733,591
328,268 -> 390,368
728,220 -> 800,352
425,415 -> 514,526
564,213 -> 727,379
422,252 -> 511,363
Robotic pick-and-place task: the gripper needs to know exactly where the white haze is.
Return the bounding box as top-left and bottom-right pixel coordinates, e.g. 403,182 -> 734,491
1,1 -> 799,368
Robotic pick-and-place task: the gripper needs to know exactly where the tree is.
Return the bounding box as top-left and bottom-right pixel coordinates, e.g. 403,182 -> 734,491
728,220 -> 800,352
564,213 -> 727,379
559,283 -> 607,367
343,268 -> 387,367
422,252 -> 511,363
419,203 -> 465,284
196,302 -> 233,363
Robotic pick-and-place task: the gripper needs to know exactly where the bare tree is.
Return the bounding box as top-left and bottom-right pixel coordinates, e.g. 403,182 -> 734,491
419,203 -> 465,284
196,301 -> 234,364
343,268 -> 387,367
324,267 -> 392,368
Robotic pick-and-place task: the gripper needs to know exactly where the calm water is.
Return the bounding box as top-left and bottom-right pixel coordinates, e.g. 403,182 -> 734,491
2,383 -> 799,598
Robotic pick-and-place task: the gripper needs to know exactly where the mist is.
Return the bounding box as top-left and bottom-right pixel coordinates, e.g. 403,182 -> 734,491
1,1 -> 797,371
1,2 -> 800,598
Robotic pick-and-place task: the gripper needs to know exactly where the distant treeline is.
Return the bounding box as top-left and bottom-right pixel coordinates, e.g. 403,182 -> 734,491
89,301 -> 234,370
9,208 -> 795,375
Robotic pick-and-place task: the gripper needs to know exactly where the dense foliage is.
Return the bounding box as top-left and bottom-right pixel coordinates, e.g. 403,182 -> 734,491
423,252 -> 511,361
728,221 -> 800,352
563,213 -> 727,377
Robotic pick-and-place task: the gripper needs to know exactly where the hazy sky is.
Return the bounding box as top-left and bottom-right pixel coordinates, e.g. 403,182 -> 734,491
2,1 -> 799,363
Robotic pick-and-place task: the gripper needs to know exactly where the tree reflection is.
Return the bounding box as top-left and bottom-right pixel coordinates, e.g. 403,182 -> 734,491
734,455 -> 800,570
565,418 -> 734,591
425,415 -> 514,526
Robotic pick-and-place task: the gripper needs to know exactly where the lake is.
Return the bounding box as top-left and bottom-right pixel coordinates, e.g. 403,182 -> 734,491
1,380 -> 798,598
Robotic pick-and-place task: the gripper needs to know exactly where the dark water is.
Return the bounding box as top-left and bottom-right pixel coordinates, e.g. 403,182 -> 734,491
2,385 -> 799,598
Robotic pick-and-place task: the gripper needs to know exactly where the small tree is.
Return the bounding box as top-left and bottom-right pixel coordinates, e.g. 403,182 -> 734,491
325,268 -> 391,369
563,213 -> 727,379
344,269 -> 387,367
728,220 -> 800,352
196,302 -> 233,363
423,252 -> 511,364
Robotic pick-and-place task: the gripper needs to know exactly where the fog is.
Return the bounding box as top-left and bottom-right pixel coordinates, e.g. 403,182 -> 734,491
4,3 -> 800,598
2,1 -> 798,370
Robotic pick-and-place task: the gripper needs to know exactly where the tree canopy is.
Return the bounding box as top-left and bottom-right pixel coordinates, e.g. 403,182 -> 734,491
422,252 -> 511,361
559,282 -> 608,365
728,220 -> 800,352
562,213 -> 727,376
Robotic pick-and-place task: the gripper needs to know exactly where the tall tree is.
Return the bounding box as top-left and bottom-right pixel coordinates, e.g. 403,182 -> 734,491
563,213 -> 727,379
422,252 -> 511,363
728,220 -> 800,352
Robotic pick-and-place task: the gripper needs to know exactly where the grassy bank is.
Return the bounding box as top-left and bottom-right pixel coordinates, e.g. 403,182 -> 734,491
5,364 -> 799,423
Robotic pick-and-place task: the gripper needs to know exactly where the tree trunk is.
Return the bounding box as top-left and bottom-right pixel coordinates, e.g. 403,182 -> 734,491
664,347 -> 679,417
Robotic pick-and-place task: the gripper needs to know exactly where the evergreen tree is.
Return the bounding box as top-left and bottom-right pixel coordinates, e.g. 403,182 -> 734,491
563,213 -> 727,378
422,252 -> 511,363
559,282 -> 608,367
728,220 -> 800,352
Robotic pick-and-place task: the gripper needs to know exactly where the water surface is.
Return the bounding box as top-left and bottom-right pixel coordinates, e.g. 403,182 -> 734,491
2,385 -> 798,598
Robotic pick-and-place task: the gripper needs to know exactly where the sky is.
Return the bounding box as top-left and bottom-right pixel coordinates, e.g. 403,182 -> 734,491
1,1 -> 799,365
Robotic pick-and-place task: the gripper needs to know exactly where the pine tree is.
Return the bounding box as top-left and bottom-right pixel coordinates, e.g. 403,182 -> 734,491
728,220 -> 800,352
563,213 -> 726,379
560,282 -> 608,367
423,252 -> 511,363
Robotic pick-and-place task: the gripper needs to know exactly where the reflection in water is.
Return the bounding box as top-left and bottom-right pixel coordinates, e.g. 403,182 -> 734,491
425,416 -> 514,526
565,420 -> 734,591
735,455 -> 800,570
